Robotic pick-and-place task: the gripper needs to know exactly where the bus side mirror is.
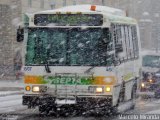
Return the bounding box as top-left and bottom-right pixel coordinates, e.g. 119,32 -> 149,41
17,28 -> 24,42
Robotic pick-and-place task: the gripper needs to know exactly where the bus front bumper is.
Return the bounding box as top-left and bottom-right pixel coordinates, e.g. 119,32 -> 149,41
22,95 -> 113,108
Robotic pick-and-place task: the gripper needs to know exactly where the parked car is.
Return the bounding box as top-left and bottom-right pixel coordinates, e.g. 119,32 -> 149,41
154,72 -> 160,98
139,50 -> 160,97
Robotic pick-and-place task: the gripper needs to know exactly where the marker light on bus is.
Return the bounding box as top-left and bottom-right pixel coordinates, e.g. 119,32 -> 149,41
56,12 -> 61,14
90,5 -> 96,11
66,12 -> 71,14
106,86 -> 111,92
32,86 -> 40,92
25,86 -> 31,91
141,83 -> 145,88
96,87 -> 103,93
76,12 -> 82,14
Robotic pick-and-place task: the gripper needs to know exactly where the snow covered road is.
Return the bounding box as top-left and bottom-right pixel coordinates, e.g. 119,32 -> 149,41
0,95 -> 26,114
0,94 -> 160,120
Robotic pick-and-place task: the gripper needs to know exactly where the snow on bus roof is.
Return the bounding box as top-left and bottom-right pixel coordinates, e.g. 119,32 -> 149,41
37,4 -> 126,17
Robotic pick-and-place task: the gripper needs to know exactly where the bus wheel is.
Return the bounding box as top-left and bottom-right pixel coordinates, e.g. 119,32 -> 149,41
39,105 -> 48,116
130,86 -> 136,109
39,104 -> 56,116
110,106 -> 119,116
118,88 -> 125,104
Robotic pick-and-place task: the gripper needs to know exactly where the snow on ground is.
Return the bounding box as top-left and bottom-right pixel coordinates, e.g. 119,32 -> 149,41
137,91 -> 155,96
0,80 -> 23,88
0,91 -> 23,97
153,99 -> 160,104
147,109 -> 160,114
0,79 -> 24,96
0,94 -> 22,102
144,99 -> 160,107
0,95 -> 27,114
118,100 -> 134,113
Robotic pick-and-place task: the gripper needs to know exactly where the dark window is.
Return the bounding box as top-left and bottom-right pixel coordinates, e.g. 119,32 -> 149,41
120,25 -> 128,60
111,24 -> 124,61
131,26 -> 139,58
34,14 -> 103,26
143,55 -> 160,68
112,24 -> 139,62
26,28 -> 113,66
128,26 -> 134,59
124,26 -> 130,59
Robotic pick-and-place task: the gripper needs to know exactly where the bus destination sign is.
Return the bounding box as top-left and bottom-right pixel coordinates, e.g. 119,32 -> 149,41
34,14 -> 103,26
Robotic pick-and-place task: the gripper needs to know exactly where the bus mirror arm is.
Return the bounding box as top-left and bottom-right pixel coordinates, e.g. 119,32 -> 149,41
45,64 -> 51,73
17,26 -> 24,42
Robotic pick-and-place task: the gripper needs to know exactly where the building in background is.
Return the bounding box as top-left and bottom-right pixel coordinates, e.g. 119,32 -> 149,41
0,0 -> 159,79
0,0 -> 53,79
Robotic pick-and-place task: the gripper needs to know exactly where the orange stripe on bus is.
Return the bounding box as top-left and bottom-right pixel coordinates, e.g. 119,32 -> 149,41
24,75 -> 46,84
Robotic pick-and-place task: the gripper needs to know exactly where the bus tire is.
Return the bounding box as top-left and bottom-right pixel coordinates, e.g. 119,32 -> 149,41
118,83 -> 125,104
130,85 -> 136,109
39,105 -> 48,116
110,106 -> 119,116
39,104 -> 56,116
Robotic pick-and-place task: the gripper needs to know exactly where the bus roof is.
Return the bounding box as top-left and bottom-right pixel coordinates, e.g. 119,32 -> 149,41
37,5 -> 126,16
106,14 -> 137,24
30,5 -> 137,26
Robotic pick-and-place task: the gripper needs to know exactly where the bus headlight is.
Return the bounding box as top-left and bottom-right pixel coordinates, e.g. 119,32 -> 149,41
106,86 -> 111,92
88,86 -> 104,93
141,83 -> 145,88
32,86 -> 47,92
96,87 -> 103,93
32,86 -> 40,92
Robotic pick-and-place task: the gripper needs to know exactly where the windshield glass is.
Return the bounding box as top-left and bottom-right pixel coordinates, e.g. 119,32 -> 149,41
26,28 -> 113,66
142,55 -> 160,68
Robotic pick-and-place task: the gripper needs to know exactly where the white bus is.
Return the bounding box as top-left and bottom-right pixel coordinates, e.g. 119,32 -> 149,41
17,5 -> 141,115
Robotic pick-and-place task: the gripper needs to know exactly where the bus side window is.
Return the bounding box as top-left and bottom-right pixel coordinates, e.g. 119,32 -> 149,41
103,28 -> 113,51
131,26 -> 139,59
124,25 -> 130,59
128,26 -> 134,59
115,25 -> 123,53
121,25 -> 135,61
120,25 -> 128,62
112,24 -> 124,63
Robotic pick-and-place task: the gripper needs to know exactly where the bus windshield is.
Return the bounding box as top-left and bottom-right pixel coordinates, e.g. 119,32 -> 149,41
26,28 -> 113,66
142,55 -> 160,68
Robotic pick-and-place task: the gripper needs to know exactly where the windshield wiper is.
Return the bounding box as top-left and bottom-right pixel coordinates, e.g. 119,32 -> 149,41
84,65 -> 96,74
45,62 -> 51,73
